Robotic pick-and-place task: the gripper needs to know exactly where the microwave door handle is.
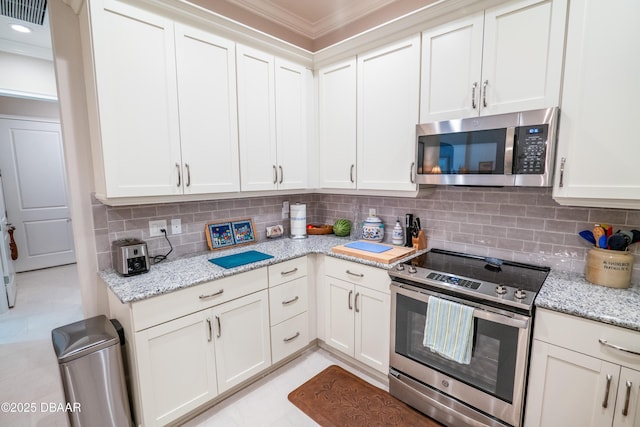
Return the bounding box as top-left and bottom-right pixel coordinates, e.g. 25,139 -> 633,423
504,126 -> 516,175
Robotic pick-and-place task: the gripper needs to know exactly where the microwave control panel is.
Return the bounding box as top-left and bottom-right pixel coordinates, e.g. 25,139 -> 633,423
514,124 -> 548,174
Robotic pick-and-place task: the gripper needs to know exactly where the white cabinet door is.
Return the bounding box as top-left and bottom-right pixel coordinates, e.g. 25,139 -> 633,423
613,367 -> 640,427
420,14 -> 484,122
481,0 -> 567,116
135,310 -> 217,427
88,0 -> 181,197
420,0 -> 566,122
325,276 -> 355,356
552,0 -> 640,209
237,45 -> 277,192
354,285 -> 390,374
275,58 -> 309,190
525,340 -> 618,427
357,35 -> 420,191
175,24 -> 240,194
318,58 -> 357,189
213,289 -> 271,393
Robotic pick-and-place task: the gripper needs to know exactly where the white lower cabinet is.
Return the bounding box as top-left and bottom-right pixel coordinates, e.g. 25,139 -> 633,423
133,287 -> 271,426
212,289 -> 271,393
323,257 -> 390,374
525,309 -> 640,427
135,310 -> 217,426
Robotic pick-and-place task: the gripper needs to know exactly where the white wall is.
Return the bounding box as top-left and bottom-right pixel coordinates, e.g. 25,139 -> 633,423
0,52 -> 58,100
49,0 -> 104,317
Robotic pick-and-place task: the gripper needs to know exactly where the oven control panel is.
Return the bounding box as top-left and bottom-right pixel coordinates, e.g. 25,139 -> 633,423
426,272 -> 481,289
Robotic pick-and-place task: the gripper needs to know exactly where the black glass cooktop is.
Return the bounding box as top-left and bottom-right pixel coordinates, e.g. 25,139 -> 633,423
409,248 -> 550,293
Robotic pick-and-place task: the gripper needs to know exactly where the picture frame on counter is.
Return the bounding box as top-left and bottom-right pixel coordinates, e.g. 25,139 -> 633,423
205,218 -> 256,251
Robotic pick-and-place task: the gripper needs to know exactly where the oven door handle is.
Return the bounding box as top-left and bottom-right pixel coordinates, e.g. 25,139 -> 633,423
392,283 -> 529,330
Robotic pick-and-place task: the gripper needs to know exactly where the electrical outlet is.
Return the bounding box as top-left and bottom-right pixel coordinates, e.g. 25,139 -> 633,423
171,218 -> 182,234
149,220 -> 167,237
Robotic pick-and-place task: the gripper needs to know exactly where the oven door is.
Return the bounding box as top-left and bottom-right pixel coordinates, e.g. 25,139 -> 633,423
389,282 -> 531,427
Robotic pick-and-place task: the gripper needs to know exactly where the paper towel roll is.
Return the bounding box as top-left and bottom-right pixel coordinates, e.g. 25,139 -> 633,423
290,203 -> 307,239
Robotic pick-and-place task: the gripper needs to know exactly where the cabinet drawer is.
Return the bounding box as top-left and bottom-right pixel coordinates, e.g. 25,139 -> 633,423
132,268 -> 268,331
269,276 -> 308,325
268,256 -> 307,287
271,311 -> 309,363
534,308 -> 640,370
325,256 -> 391,294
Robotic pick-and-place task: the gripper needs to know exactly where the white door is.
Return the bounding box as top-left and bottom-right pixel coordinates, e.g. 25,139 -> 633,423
354,285 -> 390,374
0,173 -> 12,311
357,35 -> 420,191
318,58 -> 357,189
0,118 -> 76,272
325,276 -> 355,356
614,367 -> 640,427
525,340 -> 618,427
174,24 -> 240,194
213,289 -> 271,393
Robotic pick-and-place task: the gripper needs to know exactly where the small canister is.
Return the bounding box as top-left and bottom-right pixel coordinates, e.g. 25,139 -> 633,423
392,219 -> 404,245
585,248 -> 633,288
362,216 -> 384,242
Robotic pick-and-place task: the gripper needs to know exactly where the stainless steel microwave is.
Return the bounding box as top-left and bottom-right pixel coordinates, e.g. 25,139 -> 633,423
415,107 -> 559,187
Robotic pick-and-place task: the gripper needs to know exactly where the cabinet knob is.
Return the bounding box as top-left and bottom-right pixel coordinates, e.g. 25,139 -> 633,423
482,80 -> 488,108
471,82 -> 478,109
175,163 -> 181,187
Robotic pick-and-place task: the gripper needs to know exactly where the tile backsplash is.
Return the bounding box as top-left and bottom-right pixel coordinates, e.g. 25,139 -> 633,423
93,188 -> 640,280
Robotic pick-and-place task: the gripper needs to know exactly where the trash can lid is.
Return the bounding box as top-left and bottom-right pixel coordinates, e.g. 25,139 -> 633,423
52,315 -> 119,363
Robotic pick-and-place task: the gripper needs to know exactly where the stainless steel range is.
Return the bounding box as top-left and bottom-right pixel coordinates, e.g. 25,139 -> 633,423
388,249 -> 550,427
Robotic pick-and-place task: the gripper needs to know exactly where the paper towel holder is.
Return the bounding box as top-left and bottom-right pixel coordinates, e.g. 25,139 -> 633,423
290,203 -> 307,239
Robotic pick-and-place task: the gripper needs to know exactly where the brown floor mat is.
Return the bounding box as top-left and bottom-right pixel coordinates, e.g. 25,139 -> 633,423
288,365 -> 443,426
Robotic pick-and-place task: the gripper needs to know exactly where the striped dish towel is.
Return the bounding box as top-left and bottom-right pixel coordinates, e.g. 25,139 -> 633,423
423,295 -> 475,364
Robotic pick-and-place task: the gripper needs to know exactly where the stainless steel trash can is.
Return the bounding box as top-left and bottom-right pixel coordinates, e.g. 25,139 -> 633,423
52,315 -> 132,427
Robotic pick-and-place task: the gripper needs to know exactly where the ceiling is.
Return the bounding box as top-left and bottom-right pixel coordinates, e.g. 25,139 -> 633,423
0,0 -> 438,58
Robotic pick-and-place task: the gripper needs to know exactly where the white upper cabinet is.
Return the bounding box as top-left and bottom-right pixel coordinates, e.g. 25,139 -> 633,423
318,58 -> 357,189
357,35 -> 421,191
82,0 -> 240,199
85,0 -> 181,198
174,24 -> 240,194
552,0 -> 640,209
275,58 -> 309,190
420,0 -> 567,122
237,45 -> 310,192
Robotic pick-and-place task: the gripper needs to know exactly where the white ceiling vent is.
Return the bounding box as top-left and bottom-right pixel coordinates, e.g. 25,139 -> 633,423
1,0 -> 47,25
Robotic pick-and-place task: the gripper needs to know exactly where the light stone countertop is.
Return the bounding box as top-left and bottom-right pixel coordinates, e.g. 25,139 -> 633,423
535,270 -> 640,332
100,235 -> 427,304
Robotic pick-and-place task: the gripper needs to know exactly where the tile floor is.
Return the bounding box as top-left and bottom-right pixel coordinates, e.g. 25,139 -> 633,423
0,263 -> 388,427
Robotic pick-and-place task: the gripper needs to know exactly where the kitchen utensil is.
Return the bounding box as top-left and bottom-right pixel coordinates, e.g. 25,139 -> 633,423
405,214 -> 413,247
598,235 -> 608,249
607,233 -> 630,251
631,230 -> 640,244
578,230 -> 596,245
593,225 -> 605,247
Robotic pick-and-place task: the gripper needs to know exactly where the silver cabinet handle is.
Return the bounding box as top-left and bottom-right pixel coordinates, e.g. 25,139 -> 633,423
281,267 -> 298,276
176,163 -> 181,187
559,157 -> 566,188
482,80 -> 488,107
471,82 -> 478,109
199,289 -> 224,300
623,381 -> 632,416
273,165 -> 277,184
410,162 -> 415,184
350,164 -> 355,183
185,163 -> 191,187
283,331 -> 300,343
603,374 -> 612,408
599,339 -> 640,356
346,270 -> 364,278
355,292 -> 360,313
279,165 -> 283,184
282,296 -> 299,306
206,318 -> 212,342
215,315 -> 221,338
348,290 -> 353,310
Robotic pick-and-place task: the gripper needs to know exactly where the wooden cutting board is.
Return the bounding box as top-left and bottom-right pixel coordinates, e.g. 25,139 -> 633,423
331,241 -> 416,264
